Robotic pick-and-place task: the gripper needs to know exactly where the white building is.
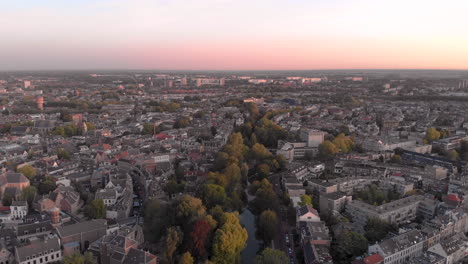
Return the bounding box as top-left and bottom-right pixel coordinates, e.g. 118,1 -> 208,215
10,201 -> 28,220
15,236 -> 62,264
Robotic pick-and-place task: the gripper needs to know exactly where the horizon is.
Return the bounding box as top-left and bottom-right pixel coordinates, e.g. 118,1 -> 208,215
1,0 -> 468,70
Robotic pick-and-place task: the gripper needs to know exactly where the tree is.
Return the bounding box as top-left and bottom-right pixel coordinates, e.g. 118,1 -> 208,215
63,252 -> 96,264
332,133 -> 354,153
174,117 -> 191,129
364,218 -> 396,244
190,220 -> 213,258
448,149 -> 459,161
2,192 -> 13,206
178,252 -> 194,264
21,186 -> 37,206
255,163 -> 270,179
211,212 -> 248,264
57,148 -> 71,160
193,111 -> 205,119
165,226 -> 183,264
318,140 -> 339,159
254,248 -> 288,264
17,165 -> 37,179
390,154 -> 402,164
174,195 -> 207,226
257,210 -> 279,245
198,184 -> 228,209
331,231 -> 368,264
250,179 -> 279,214
298,194 -> 313,207
38,177 -> 56,195
143,199 -> 173,243
142,123 -> 155,135
250,143 -> 272,161
425,127 -> 441,143
85,199 -> 106,219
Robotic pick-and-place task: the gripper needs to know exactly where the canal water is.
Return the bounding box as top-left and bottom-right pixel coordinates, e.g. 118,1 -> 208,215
240,208 -> 261,263
240,185 -> 262,263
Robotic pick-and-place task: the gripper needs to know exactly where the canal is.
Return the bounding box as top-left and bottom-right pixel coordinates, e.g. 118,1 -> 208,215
240,186 -> 262,263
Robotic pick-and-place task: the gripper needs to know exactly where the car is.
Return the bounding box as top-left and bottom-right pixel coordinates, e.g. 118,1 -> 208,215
288,247 -> 293,255
285,235 -> 290,243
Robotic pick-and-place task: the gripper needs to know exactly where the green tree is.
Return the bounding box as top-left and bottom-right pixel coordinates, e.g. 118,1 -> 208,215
254,248 -> 288,264
257,210 -> 279,245
165,226 -> 183,264
255,163 -> 270,179
198,184 -> 228,209
390,154 -> 402,164
2,192 -> 13,206
142,123 -> 155,135
85,199 -> 106,219
143,199 -> 173,243
298,194 -> 313,206
174,195 -> 207,226
38,177 -> 56,195
17,165 -> 37,179
57,148 -> 71,160
211,212 -> 248,264
250,143 -> 272,161
318,140 -> 339,159
178,252 -> 194,264
174,117 -> 191,129
448,149 -> 459,161
364,218 -> 396,244
21,186 -> 37,206
331,231 -> 368,264
425,127 -> 441,143
63,252 -> 96,264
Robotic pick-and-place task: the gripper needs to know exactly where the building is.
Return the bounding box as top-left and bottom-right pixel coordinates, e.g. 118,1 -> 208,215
432,134 -> 468,151
298,221 -> 331,246
0,173 -> 30,200
427,234 -> 467,264
56,219 -> 107,254
345,195 -> 425,226
10,201 -> 28,220
296,205 -> 321,223
368,230 -> 425,264
319,192 -> 352,217
14,236 -> 62,264
300,129 -> 325,148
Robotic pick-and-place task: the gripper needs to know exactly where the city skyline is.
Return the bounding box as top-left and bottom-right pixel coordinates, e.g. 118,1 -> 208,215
1,0 -> 468,71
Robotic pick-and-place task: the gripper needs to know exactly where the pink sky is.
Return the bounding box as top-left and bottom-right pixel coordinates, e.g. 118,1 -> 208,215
1,0 -> 467,70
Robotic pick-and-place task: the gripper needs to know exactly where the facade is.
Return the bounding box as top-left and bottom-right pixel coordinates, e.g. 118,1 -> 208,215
56,219 -> 107,253
319,192 -> 352,217
345,195 -> 425,226
10,201 -> 28,220
15,236 -> 62,264
432,134 -> 468,151
368,230 -> 425,264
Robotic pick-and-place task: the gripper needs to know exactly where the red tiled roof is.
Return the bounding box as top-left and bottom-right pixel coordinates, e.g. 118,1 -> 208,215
364,253 -> 384,264
447,194 -> 462,202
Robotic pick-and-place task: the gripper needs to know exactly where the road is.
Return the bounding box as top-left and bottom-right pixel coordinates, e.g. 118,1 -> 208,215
270,172 -> 299,264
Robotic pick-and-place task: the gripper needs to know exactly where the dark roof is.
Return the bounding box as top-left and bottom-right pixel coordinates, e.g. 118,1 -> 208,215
17,221 -> 53,237
6,173 -> 29,184
56,219 -> 107,238
15,237 -> 60,262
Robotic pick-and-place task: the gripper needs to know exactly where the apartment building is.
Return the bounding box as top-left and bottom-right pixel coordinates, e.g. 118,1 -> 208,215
345,195 -> 425,225
368,230 -> 425,264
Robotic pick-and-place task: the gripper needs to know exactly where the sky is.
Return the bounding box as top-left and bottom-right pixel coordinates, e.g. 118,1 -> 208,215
1,0 -> 468,71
